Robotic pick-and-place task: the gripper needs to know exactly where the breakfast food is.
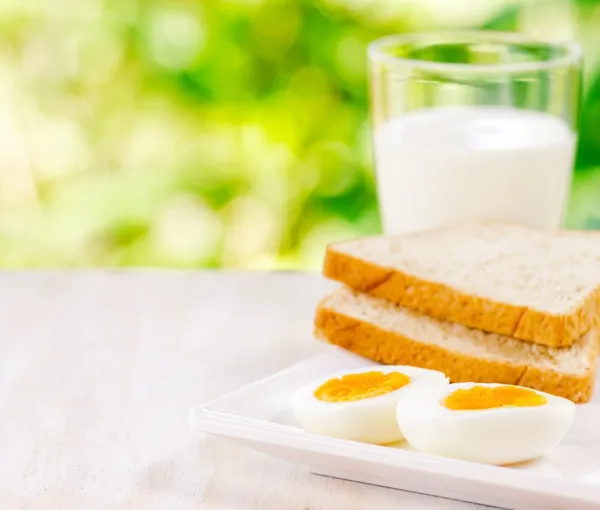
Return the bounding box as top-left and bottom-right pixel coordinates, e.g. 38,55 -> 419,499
314,287 -> 598,403
323,222 -> 600,347
396,383 -> 575,465
297,221 -> 600,465
290,368 -> 576,463
291,366 -> 449,444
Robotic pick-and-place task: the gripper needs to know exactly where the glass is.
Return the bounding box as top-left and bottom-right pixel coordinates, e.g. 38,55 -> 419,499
367,31 -> 582,235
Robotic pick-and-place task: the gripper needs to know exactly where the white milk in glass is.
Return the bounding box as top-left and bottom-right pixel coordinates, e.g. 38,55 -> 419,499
373,106 -> 576,234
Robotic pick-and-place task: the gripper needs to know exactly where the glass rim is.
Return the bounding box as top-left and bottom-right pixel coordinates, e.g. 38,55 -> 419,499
368,30 -> 582,73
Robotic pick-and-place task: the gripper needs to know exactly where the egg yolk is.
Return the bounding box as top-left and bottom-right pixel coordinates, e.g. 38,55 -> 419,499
444,385 -> 547,410
314,371 -> 411,402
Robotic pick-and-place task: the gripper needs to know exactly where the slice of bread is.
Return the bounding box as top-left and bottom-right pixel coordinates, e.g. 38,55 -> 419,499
323,222 -> 600,348
315,287 -> 598,403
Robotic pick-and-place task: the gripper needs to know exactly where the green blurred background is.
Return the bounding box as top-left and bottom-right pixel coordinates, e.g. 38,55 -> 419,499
0,0 -> 599,269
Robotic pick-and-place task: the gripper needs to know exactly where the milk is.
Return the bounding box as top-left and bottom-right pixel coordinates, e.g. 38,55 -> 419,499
373,106 -> 576,234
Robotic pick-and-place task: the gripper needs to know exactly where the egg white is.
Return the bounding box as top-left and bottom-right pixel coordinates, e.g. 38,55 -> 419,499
396,382 -> 575,465
291,365 -> 449,445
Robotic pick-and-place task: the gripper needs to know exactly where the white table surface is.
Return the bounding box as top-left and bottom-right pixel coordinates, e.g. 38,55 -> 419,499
1,271 -> 494,509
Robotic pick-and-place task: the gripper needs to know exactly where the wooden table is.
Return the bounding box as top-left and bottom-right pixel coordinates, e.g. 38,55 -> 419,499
1,271 -> 492,509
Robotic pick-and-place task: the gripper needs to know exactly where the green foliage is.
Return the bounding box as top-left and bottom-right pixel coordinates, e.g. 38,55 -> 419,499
0,0 -> 597,268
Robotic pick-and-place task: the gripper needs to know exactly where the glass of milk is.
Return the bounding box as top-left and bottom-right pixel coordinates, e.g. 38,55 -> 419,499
368,31 -> 582,235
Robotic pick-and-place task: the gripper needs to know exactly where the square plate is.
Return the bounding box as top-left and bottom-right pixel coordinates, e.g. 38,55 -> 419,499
189,346 -> 600,510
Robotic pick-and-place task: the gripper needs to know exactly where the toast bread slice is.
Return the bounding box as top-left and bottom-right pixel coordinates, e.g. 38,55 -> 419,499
324,222 -> 600,347
315,287 -> 598,403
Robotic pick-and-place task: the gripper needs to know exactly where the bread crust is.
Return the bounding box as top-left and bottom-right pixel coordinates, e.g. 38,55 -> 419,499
324,247 -> 600,348
315,302 -> 598,403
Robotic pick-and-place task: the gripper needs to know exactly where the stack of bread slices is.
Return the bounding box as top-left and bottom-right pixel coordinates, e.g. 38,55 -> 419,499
315,222 -> 600,403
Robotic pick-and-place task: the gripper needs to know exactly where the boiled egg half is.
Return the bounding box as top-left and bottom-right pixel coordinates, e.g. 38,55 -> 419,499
396,382 -> 575,465
291,365 -> 449,445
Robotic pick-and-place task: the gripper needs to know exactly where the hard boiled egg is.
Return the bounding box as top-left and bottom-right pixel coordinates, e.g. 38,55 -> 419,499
291,365 -> 449,445
396,382 -> 575,465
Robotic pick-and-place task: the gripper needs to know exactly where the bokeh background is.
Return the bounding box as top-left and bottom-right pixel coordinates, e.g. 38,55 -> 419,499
0,0 -> 599,269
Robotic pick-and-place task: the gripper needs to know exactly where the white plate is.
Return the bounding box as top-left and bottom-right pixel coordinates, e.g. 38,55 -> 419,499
189,346 -> 600,510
